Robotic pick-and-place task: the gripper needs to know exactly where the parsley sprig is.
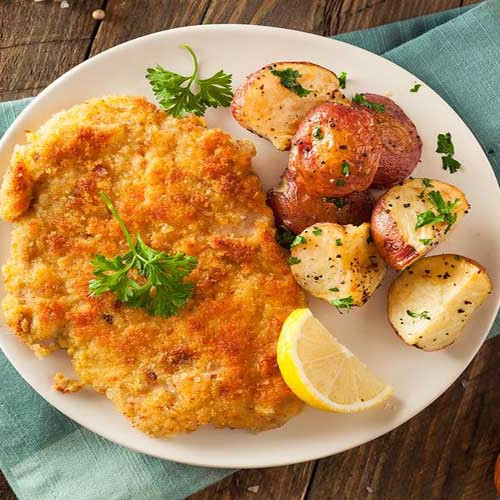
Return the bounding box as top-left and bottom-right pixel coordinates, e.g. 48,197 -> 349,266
146,45 -> 233,117
332,296 -> 354,312
89,192 -> 197,318
352,93 -> 385,112
270,67 -> 311,97
415,190 -> 459,234
407,310 -> 431,320
436,132 -> 462,173
338,71 -> 347,89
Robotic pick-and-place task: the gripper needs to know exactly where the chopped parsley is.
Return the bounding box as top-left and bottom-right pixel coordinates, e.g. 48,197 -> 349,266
332,296 -> 354,311
419,238 -> 432,246
291,235 -> 307,247
407,310 -> 431,320
335,238 -> 342,246
276,225 -> 295,249
322,197 -> 345,208
410,83 -> 421,93
312,226 -> 323,236
270,67 -> 311,97
418,178 -> 434,199
415,190 -> 459,234
436,132 -> 461,173
287,256 -> 301,265
338,71 -> 347,89
312,126 -> 324,140
352,93 -> 385,112
341,160 -> 350,177
335,179 -> 346,187
329,287 -> 339,292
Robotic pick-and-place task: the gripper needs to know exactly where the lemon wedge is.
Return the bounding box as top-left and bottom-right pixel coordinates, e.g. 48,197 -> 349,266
277,309 -> 393,412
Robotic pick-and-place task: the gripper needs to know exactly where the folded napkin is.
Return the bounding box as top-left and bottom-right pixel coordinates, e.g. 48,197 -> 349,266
1,2 -> 499,499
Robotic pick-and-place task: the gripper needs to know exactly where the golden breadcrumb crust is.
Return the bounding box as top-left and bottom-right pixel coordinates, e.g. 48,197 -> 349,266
0,96 -> 304,435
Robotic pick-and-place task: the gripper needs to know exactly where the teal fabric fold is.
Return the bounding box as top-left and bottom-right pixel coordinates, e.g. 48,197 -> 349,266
0,2 -> 499,499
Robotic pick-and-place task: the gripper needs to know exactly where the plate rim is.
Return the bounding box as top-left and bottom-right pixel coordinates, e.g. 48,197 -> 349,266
1,23 -> 499,469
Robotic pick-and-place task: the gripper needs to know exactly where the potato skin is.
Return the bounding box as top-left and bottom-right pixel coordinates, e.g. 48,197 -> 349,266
371,178 -> 469,270
387,254 -> 493,351
267,169 -> 374,234
231,62 -> 349,151
354,94 -> 422,188
289,102 -> 382,196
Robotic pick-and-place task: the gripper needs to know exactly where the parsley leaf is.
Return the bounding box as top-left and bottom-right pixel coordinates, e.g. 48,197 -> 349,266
341,160 -> 350,177
291,235 -> 307,247
322,196 -> 345,208
89,192 -> 197,318
332,296 -> 354,311
329,287 -> 339,292
335,238 -> 342,246
288,256 -> 301,265
335,179 -> 346,187
276,225 -> 296,249
338,71 -> 347,89
419,238 -> 432,246
442,155 -> 461,173
146,45 -> 233,117
270,67 -> 311,97
410,83 -> 421,93
312,226 -> 323,236
407,310 -> 431,320
352,93 -> 385,112
312,126 -> 324,140
415,190 -> 459,233
436,133 -> 454,155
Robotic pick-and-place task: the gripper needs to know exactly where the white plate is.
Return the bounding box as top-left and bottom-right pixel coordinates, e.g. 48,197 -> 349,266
1,24 -> 499,469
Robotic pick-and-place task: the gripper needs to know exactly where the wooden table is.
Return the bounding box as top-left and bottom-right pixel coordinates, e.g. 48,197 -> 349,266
1,0 -> 496,499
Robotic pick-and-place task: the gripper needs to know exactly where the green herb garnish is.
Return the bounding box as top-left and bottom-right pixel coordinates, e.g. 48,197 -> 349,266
329,287 -> 339,292
407,310 -> 431,320
410,83 -> 421,93
442,155 -> 461,173
322,197 -> 345,208
341,160 -> 350,177
291,235 -> 307,247
436,133 -> 454,156
335,179 -> 346,187
89,191 -> 197,318
419,238 -> 432,246
415,190 -> 459,234
276,225 -> 295,249
288,256 -> 301,265
335,238 -> 342,246
146,45 -> 233,117
312,126 -> 324,140
338,71 -> 347,89
312,227 -> 323,236
332,296 -> 354,311
270,67 -> 311,97
352,93 -> 385,112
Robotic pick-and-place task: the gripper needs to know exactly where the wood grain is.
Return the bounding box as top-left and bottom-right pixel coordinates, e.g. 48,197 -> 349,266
0,0 -> 104,101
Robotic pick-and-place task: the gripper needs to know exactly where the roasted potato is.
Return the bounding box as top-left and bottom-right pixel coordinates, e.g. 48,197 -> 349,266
289,102 -> 382,196
267,169 -> 374,234
290,222 -> 386,307
353,94 -> 422,188
231,62 -> 349,151
388,254 -> 493,351
371,178 -> 469,270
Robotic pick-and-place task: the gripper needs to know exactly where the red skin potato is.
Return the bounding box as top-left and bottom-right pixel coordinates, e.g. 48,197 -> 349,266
288,102 -> 382,196
371,194 -> 419,270
267,169 -> 374,234
355,94 -> 422,189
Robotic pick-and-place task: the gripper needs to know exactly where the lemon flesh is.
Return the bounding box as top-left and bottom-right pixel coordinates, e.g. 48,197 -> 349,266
277,309 -> 393,413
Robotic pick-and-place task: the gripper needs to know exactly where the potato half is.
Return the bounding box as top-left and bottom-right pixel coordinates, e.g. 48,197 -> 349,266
231,62 -> 349,151
371,178 -> 469,270
388,254 -> 493,351
267,169 -> 374,234
290,222 -> 386,307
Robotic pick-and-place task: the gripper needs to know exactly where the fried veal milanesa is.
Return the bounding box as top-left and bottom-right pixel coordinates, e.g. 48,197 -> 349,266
0,96 -> 305,435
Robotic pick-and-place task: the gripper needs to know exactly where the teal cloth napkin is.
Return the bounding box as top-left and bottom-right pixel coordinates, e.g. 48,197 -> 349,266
1,2 -> 499,499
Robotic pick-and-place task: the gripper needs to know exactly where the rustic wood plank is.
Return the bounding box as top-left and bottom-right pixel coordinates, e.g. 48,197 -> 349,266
306,336 -> 500,500
89,0 -> 212,56
189,462 -> 315,500
0,0 -> 104,101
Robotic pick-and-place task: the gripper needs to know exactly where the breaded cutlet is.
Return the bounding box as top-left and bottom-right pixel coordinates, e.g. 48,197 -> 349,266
0,96 -> 305,435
